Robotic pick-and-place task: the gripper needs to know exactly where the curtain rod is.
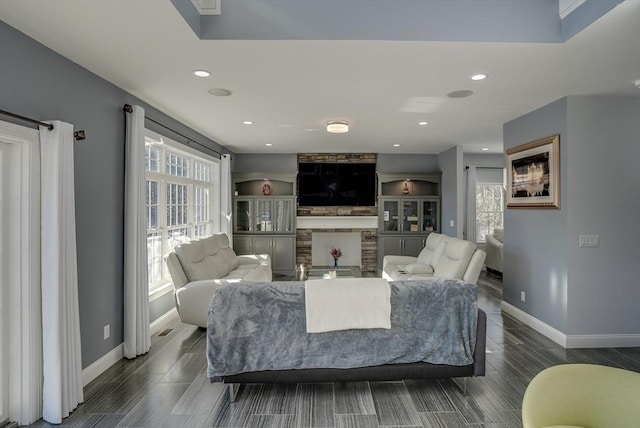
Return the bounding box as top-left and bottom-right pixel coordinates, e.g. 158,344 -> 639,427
465,166 -> 504,170
123,104 -> 225,159
0,108 -> 54,130
0,108 -> 87,140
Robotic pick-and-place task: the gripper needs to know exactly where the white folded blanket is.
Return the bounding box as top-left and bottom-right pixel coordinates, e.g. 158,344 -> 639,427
305,278 -> 391,333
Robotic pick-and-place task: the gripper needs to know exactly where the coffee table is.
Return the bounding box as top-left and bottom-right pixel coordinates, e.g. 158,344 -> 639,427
302,265 -> 361,280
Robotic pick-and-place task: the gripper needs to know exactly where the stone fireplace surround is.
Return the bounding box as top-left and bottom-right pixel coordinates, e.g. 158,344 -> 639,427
295,153 -> 378,273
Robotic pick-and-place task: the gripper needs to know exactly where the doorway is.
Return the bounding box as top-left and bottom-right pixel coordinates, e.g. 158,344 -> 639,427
0,121 -> 42,425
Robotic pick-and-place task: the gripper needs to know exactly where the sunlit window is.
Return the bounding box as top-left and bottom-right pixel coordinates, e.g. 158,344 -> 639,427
476,183 -> 504,243
144,130 -> 219,297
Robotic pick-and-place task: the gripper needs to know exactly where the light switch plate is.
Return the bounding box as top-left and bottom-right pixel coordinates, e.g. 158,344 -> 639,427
579,235 -> 600,247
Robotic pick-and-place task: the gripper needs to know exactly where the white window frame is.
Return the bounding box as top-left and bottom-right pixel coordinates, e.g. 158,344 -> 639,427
475,182 -> 504,244
145,129 -> 220,301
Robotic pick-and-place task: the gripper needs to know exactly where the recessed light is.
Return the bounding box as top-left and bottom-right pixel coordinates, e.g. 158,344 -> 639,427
243,121 -> 254,125
447,90 -> 474,99
265,143 -> 273,147
193,69 -> 211,77
393,144 -> 401,147
418,121 -> 428,126
482,147 -> 489,151
471,74 -> 487,81
208,88 -> 232,96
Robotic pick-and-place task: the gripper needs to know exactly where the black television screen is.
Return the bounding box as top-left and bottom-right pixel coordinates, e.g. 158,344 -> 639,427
297,163 -> 376,206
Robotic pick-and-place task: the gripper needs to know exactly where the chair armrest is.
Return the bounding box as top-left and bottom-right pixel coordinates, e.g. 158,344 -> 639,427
462,249 -> 486,284
175,279 -> 219,328
382,255 -> 418,269
165,252 -> 188,289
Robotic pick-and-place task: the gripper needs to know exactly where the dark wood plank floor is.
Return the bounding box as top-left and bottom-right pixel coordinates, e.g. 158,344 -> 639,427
23,273 -> 640,427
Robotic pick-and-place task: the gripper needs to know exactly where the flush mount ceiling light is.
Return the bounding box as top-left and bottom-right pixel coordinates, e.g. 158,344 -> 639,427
265,143 -> 273,147
418,121 -> 428,126
243,120 -> 254,125
193,69 -> 211,77
482,147 -> 489,151
326,121 -> 349,133
471,74 -> 487,81
393,144 -> 401,147
447,90 -> 474,99
208,88 -> 232,96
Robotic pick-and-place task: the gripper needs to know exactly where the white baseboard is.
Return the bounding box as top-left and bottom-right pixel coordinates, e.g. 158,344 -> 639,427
82,308 -> 180,387
501,301 -> 567,347
501,301 -> 640,349
566,333 -> 640,348
82,344 -> 123,387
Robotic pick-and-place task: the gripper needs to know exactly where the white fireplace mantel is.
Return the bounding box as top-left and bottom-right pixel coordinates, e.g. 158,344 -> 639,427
296,216 -> 378,229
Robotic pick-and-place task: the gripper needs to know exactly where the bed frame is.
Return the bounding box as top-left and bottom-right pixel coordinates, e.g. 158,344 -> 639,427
220,309 -> 487,402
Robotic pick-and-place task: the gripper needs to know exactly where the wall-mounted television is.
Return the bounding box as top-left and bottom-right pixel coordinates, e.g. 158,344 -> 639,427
297,163 -> 376,206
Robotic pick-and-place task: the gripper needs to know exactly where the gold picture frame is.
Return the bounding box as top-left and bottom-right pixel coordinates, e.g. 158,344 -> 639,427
506,134 -> 560,209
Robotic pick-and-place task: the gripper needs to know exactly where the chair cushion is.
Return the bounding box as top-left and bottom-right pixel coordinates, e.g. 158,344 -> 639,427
405,263 -> 434,275
175,234 -> 238,281
416,233 -> 449,265
433,239 -> 476,280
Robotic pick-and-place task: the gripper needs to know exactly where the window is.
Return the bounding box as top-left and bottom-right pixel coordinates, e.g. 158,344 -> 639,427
476,183 -> 504,243
144,130 -> 219,297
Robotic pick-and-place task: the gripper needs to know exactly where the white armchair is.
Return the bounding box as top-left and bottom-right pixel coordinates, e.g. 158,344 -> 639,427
485,228 -> 503,275
382,232 -> 486,284
166,233 -> 272,327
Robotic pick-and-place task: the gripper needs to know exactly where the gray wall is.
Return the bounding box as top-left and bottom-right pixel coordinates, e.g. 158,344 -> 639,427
376,154 -> 440,172
503,96 -> 640,337
0,21 -> 229,368
438,146 -> 463,238
232,154 -> 297,173
503,98 -> 569,332
565,96 -> 640,335
464,153 -> 505,170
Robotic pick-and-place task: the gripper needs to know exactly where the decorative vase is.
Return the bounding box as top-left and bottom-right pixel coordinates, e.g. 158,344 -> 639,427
333,259 -> 339,270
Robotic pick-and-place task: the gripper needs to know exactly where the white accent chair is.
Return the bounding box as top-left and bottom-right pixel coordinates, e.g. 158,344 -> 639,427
382,232 -> 486,284
485,228 -> 503,275
166,233 -> 272,327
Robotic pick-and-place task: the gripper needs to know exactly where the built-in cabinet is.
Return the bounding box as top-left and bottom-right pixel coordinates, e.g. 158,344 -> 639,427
232,173 -> 297,275
377,173 -> 441,267
234,235 -> 296,273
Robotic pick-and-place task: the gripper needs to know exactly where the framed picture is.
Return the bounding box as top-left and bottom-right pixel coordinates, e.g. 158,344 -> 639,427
506,134 -> 560,209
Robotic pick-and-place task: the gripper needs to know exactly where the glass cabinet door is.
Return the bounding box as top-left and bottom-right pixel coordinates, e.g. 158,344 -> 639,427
402,200 -> 419,233
273,199 -> 293,232
235,199 -> 252,232
422,200 -> 438,232
382,200 -> 399,232
256,200 -> 273,232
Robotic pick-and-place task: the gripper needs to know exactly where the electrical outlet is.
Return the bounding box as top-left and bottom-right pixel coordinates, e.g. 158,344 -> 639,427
520,291 -> 526,302
104,324 -> 110,340
449,220 -> 454,228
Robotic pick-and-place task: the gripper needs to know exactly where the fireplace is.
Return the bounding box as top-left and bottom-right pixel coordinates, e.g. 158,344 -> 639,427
296,216 -> 378,273
312,232 -> 361,267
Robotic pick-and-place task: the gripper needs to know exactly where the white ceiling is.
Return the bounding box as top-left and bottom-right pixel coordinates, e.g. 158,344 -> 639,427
1,0 -> 638,155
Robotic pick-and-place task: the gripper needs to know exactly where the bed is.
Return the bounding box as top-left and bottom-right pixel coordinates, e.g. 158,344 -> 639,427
206,278 -> 486,401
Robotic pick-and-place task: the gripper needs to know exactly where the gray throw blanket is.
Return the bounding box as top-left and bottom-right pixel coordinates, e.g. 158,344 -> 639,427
207,279 -> 477,378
